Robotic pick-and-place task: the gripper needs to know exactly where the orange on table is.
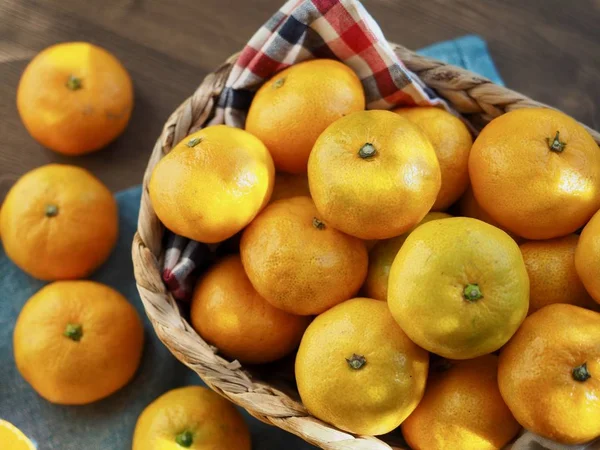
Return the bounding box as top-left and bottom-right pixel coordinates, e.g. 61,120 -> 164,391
240,196 -> 368,315
17,42 -> 133,155
308,110 -> 441,240
388,217 -> 529,359
402,354 -> 521,450
149,125 -> 275,243
363,211 -> 451,301
520,234 -> 597,314
246,58 -> 365,174
190,255 -> 310,363
0,164 -> 118,280
394,106 -> 472,211
575,209 -> 600,304
0,419 -> 36,450
270,172 -> 310,203
13,281 -> 144,405
469,108 -> 600,240
133,386 -> 251,450
296,298 -> 429,436
498,304 -> 600,444
457,186 -> 523,243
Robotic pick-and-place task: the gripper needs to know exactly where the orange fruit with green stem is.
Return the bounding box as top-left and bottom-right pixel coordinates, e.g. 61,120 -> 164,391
133,386 -> 251,450
13,281 -> 144,405
149,125 -> 275,243
498,304 -> 600,444
246,59 -> 365,174
469,108 -> 600,240
240,196 -> 368,315
388,217 -> 529,359
17,42 -> 133,155
295,298 -> 429,435
0,164 -> 118,280
308,110 -> 441,240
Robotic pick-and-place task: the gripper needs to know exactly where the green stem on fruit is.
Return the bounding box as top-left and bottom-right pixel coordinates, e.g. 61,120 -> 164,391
464,283 -> 483,302
63,324 -> 83,342
358,143 -> 377,159
312,217 -> 326,230
45,204 -> 59,217
272,77 -> 285,89
572,362 -> 591,382
346,354 -> 367,370
175,430 -> 194,447
547,131 -> 566,153
66,75 -> 83,90
187,137 -> 202,147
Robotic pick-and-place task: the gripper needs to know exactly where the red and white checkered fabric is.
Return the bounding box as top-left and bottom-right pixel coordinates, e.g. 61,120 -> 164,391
210,0 -> 444,127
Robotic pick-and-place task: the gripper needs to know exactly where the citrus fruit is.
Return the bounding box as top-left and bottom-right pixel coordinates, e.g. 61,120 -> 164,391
388,217 -> 529,359
245,59 -> 365,174
308,110 -> 441,239
0,420 -> 36,450
575,209 -> 600,304
498,304 -> 600,444
296,298 -> 429,435
149,125 -> 275,243
133,386 -> 251,450
240,196 -> 368,315
402,354 -> 521,450
270,172 -> 310,202
457,186 -> 522,243
17,42 -> 133,155
394,106 -> 472,211
521,235 -> 597,314
13,281 -> 144,404
363,211 -> 451,301
469,108 -> 600,240
0,164 -> 118,280
190,255 -> 310,363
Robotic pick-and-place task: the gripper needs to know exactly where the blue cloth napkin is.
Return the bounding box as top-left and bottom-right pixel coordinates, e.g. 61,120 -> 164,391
0,35 -> 502,450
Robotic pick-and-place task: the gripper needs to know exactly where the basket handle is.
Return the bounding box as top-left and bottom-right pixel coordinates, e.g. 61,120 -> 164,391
391,43 -> 600,144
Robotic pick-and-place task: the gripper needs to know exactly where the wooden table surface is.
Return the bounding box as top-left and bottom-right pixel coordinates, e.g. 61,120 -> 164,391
1,0 -> 599,199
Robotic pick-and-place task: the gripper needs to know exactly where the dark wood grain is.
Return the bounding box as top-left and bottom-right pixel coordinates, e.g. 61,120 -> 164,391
1,0 -> 599,199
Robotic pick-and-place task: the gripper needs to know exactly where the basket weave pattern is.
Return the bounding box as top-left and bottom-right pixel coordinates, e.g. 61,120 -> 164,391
132,43 -> 600,450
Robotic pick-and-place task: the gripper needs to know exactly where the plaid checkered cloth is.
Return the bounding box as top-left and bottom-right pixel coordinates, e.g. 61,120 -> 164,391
164,0 -> 445,299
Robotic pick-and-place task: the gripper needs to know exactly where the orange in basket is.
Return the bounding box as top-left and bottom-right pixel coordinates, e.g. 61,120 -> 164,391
149,125 -> 275,243
240,196 -> 368,315
308,110 -> 441,240
246,59 -> 365,174
402,354 -> 521,450
575,209 -> 600,305
190,255 -> 310,364
394,106 -> 472,211
498,304 -> 600,445
295,298 -> 429,436
469,108 -> 600,240
363,211 -> 451,301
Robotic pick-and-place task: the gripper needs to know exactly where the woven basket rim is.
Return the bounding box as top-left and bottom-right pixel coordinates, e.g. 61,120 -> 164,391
132,41 -> 600,450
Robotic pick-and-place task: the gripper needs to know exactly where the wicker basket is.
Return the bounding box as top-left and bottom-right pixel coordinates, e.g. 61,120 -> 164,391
132,42 -> 600,450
